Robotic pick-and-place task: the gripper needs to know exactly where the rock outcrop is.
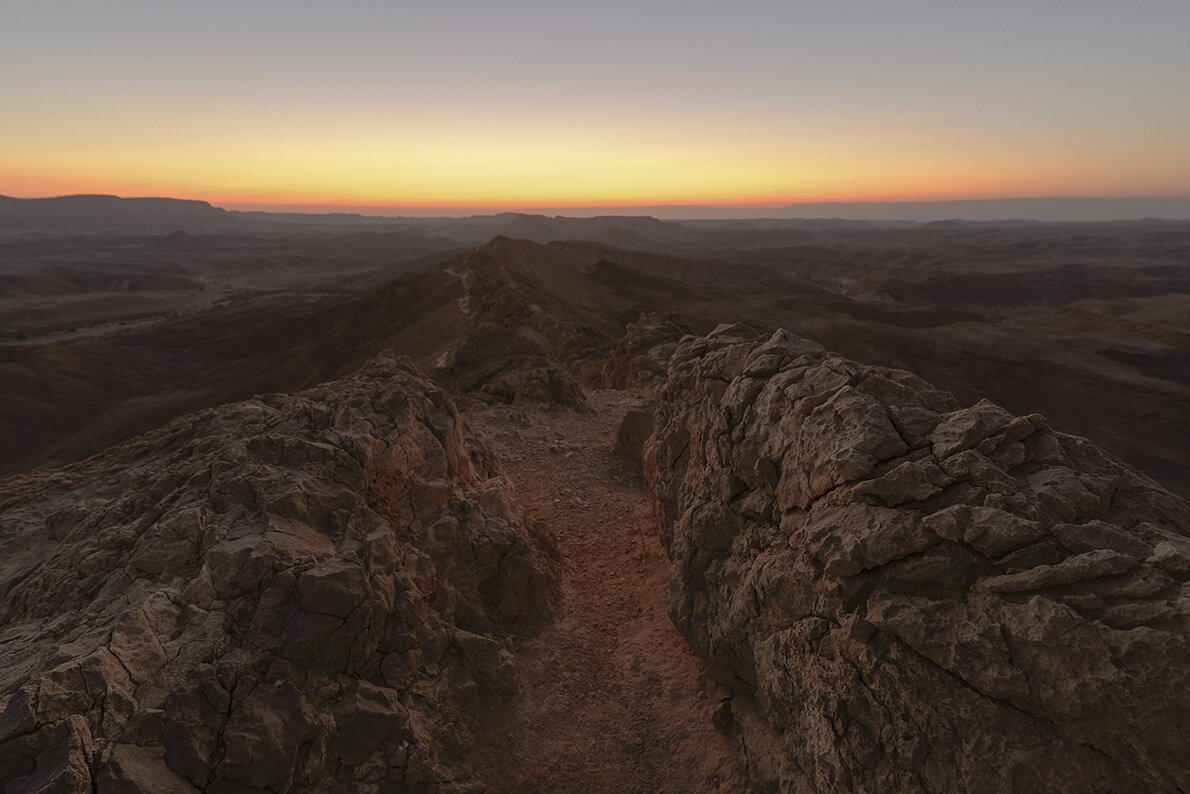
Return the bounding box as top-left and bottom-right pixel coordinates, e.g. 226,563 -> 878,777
600,312 -> 692,394
0,354 -> 558,792
649,326 -> 1190,793
432,238 -> 617,410
613,409 -> 654,466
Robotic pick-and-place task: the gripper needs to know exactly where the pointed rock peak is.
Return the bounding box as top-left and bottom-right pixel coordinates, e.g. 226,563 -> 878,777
450,235 -> 589,278
477,234 -> 546,256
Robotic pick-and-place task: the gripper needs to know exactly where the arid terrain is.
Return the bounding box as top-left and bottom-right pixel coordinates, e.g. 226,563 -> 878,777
0,198 -> 1188,791
3,203 -> 1187,494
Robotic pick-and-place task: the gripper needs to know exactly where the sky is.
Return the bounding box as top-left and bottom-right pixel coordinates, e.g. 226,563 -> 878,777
3,0 -> 1189,212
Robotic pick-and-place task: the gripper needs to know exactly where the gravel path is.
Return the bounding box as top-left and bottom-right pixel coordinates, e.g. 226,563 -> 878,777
466,391 -> 743,793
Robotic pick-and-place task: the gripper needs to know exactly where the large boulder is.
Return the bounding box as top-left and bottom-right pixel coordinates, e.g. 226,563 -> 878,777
0,353 -> 558,792
649,328 -> 1190,793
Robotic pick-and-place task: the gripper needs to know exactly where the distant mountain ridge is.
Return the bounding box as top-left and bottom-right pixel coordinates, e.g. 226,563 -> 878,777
3,194 -> 1188,233
0,194 -> 241,234
0,195 -> 685,238
779,196 -> 1190,223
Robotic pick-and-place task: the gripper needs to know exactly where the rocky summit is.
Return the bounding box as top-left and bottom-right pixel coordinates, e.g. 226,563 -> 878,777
0,354 -> 557,792
648,326 -> 1190,792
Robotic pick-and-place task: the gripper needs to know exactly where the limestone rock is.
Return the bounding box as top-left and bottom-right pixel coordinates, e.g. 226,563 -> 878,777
649,328 -> 1190,793
0,353 -> 558,792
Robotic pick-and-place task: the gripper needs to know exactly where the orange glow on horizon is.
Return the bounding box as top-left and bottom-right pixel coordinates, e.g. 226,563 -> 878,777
6,154 -> 1187,212
5,91 -> 1189,211
7,174 -> 1188,213
4,2 -> 1188,218
4,131 -> 1188,212
6,177 -> 1189,213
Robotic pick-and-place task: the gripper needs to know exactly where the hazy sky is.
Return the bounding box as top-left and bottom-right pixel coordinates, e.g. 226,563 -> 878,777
3,0 -> 1189,210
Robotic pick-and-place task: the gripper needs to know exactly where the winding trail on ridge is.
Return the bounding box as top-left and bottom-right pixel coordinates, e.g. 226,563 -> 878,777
444,265 -> 476,316
467,390 -> 743,793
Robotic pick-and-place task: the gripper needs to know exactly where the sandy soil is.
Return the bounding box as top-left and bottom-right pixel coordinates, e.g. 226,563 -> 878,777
466,391 -> 743,793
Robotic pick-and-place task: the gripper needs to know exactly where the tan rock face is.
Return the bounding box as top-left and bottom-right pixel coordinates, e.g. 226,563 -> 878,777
0,353 -> 557,792
649,328 -> 1190,793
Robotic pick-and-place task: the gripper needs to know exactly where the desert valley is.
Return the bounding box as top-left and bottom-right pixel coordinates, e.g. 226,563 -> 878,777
0,196 -> 1187,791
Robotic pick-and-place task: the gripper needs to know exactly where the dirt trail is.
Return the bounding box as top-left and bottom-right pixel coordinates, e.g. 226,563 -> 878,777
466,390 -> 743,793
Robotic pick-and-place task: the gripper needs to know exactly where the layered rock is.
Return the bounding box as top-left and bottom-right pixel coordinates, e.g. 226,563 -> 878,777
0,354 -> 557,792
649,326 -> 1190,793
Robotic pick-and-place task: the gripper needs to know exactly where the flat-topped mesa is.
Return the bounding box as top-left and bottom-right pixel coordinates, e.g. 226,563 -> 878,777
648,326 -> 1190,793
0,353 -> 558,792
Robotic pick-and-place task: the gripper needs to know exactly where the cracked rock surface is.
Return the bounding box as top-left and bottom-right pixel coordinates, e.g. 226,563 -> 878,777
648,326 -> 1190,793
0,353 -> 557,792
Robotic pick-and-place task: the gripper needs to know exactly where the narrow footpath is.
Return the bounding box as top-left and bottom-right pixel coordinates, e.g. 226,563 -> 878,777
466,390 -> 743,793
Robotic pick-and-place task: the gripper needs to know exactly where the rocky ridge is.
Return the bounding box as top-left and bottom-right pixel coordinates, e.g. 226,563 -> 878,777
648,326 -> 1190,792
431,237 -> 617,408
600,311 -> 692,395
0,353 -> 557,792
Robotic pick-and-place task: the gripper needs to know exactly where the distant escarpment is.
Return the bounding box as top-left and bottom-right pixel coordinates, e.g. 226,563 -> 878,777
0,194 -> 240,235
0,354 -> 557,792
649,326 -> 1190,792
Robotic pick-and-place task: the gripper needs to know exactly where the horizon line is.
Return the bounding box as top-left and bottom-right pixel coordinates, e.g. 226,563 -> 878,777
6,192 -> 1190,223
8,192 -> 1190,208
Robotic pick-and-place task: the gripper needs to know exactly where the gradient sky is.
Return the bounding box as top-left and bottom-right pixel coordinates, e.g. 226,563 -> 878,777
3,0 -> 1189,210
